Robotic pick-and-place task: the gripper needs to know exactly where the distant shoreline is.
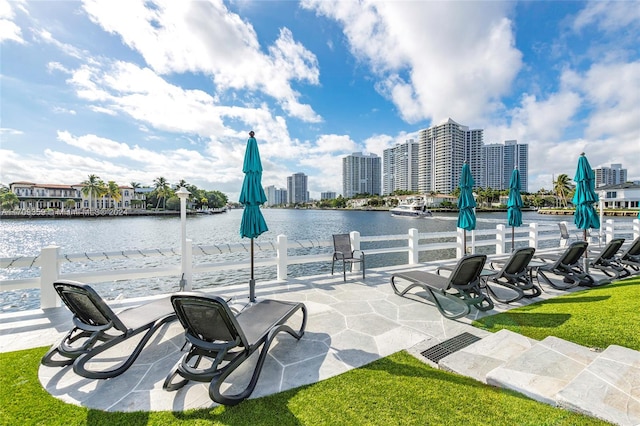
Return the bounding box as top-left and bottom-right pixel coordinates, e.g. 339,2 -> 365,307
0,209 -> 224,220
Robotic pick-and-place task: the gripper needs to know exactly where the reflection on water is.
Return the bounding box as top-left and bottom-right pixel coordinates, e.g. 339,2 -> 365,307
1,209 -> 635,312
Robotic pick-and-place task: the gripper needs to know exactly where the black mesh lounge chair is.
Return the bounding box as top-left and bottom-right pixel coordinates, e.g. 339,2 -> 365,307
163,293 -> 307,406
589,238 -> 630,279
619,237 -> 640,274
331,233 -> 365,281
485,247 -> 540,302
41,280 -> 177,379
390,254 -> 493,319
558,222 -> 579,247
536,241 -> 609,289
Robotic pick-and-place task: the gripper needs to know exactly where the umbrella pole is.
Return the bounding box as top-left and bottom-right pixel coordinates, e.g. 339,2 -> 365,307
250,238 -> 256,302
463,229 -> 467,255
511,227 -> 515,252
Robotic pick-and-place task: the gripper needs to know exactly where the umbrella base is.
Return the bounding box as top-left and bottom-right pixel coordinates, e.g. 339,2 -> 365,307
249,278 -> 256,303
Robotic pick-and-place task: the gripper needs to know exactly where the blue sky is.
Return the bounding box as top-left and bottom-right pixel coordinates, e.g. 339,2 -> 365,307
1,0 -> 639,200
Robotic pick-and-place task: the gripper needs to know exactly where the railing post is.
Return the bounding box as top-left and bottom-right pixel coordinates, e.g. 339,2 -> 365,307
184,239 -> 193,291
528,223 -> 539,249
350,231 -> 361,272
40,245 -> 61,309
456,228 -> 464,258
605,219 -> 614,244
277,234 -> 287,280
496,224 -> 506,255
633,219 -> 640,240
408,228 -> 419,265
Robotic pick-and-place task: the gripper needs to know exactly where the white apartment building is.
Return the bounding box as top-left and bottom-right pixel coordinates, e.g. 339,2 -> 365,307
287,173 -> 308,204
418,118 -> 484,194
382,139 -> 419,195
594,164 -> 627,187
482,140 -> 529,192
264,185 -> 287,206
342,152 -> 382,198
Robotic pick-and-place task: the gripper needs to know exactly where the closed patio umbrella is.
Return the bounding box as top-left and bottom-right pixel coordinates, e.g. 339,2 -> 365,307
572,152 -> 600,240
507,167 -> 523,251
457,161 -> 476,255
239,131 -> 268,302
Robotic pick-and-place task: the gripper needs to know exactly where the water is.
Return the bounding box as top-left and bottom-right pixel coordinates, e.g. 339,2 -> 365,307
1,209 -> 635,311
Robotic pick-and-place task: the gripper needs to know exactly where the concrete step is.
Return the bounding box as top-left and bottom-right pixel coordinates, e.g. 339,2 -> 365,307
438,330 -> 640,426
556,345 -> 640,426
485,335 -> 599,406
438,329 -> 537,383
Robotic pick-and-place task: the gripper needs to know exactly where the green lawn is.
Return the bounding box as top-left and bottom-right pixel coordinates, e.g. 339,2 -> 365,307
4,277 -> 638,425
473,277 -> 640,351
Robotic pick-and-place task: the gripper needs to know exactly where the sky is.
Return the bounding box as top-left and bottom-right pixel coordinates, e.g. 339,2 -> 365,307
1,0 -> 639,201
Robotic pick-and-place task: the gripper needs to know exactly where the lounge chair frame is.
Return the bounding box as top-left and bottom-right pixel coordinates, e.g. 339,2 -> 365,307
41,280 -> 177,379
589,238 -> 629,279
619,237 -> 640,274
163,293 -> 307,406
485,247 -> 540,302
390,254 -> 493,319
331,233 -> 365,281
536,241 -> 609,289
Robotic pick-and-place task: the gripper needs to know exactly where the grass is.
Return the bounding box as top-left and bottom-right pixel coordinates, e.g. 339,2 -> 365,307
0,348 -> 607,426
4,278 -> 639,425
473,276 -> 640,351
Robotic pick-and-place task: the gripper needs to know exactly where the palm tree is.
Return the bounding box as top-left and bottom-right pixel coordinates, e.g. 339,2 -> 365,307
553,174 -> 573,208
0,191 -> 19,210
105,181 -> 122,209
153,177 -> 170,210
81,174 -> 105,213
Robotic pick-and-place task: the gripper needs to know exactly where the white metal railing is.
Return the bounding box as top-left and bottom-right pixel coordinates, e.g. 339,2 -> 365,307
1,219 -> 638,309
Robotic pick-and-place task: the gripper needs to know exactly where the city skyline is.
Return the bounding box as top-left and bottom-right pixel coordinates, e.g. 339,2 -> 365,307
1,1 -> 639,201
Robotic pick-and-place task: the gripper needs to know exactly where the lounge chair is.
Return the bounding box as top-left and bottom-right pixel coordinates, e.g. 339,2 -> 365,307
331,233 -> 365,281
618,237 -> 640,274
41,280 -> 177,379
558,222 -> 579,247
536,241 -> 609,289
485,247 -> 540,302
589,238 -> 630,279
390,254 -> 493,319
163,293 -> 307,406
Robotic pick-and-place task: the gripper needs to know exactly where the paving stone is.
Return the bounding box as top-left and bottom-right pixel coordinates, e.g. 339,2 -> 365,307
486,336 -> 598,405
556,345 -> 640,426
439,329 -> 537,383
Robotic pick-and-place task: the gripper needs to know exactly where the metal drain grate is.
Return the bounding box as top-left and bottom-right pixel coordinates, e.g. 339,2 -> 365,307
420,332 -> 481,363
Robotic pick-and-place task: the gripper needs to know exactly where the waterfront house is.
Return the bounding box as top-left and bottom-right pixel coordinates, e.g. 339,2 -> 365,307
599,183 -> 640,210
8,181 -> 146,212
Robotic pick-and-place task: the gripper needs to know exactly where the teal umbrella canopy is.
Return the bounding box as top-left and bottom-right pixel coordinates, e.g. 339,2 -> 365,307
507,168 -> 523,227
572,153 -> 599,232
239,134 -> 268,239
239,132 -> 268,302
457,162 -> 476,231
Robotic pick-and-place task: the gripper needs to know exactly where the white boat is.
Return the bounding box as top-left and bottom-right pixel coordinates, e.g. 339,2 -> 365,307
390,198 -> 432,218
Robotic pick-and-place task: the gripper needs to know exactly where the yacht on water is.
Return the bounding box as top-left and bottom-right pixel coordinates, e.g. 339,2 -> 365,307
389,197 -> 432,218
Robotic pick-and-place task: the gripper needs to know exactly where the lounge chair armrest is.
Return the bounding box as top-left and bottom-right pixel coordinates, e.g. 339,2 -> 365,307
436,265 -> 454,276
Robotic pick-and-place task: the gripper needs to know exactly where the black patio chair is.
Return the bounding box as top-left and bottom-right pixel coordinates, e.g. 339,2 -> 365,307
536,241 -> 609,289
390,254 -> 493,319
485,247 -> 540,302
41,280 -> 177,379
331,233 -> 365,281
163,293 -> 307,406
618,237 -> 640,275
589,238 -> 630,279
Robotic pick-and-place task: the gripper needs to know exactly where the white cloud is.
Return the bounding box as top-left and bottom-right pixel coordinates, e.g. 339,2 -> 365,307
81,0 -> 321,122
0,0 -> 25,43
302,0 -> 522,124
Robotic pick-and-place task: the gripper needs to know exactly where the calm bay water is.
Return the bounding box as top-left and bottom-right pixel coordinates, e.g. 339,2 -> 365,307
1,209 -> 634,312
